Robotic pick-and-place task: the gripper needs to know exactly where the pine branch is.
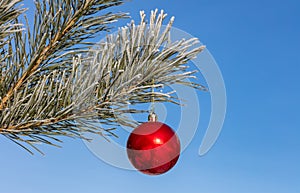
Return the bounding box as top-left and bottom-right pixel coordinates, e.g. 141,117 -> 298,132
0,0 -> 26,48
0,2 -> 206,154
0,0 -> 127,110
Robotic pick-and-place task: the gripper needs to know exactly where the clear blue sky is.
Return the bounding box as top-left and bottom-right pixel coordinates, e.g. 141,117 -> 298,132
1,0 -> 300,192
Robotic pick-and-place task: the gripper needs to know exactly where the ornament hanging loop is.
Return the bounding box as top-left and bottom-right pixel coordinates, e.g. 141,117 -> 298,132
150,78 -> 155,113
149,78 -> 157,122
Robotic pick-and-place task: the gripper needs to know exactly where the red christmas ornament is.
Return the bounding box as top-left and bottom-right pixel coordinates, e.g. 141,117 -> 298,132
127,113 -> 181,175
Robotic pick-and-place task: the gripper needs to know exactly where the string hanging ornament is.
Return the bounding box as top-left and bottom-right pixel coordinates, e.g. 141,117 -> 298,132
126,79 -> 181,175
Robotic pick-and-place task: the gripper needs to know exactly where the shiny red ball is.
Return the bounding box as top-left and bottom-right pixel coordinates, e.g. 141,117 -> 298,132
127,121 -> 181,175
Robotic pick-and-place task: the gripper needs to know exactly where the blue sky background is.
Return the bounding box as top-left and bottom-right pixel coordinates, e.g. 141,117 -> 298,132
1,0 -> 300,192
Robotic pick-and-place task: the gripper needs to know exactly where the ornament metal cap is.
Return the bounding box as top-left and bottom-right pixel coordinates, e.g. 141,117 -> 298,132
148,112 -> 158,122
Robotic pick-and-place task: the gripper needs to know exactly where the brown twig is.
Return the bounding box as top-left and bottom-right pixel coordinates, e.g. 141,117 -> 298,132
0,2 -> 88,110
